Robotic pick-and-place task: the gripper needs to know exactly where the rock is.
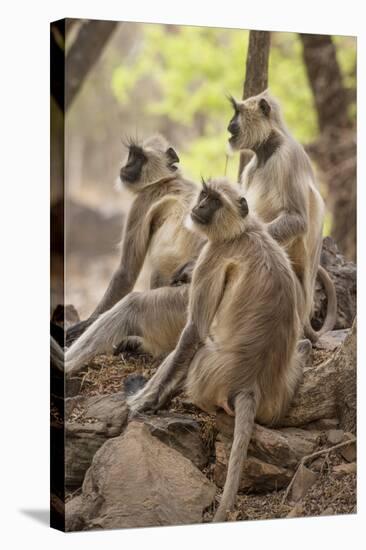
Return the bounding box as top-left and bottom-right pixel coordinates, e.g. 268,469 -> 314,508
65,392 -> 128,488
216,414 -> 319,469
340,434 -> 356,462
83,391 -> 128,436
215,441 -> 292,492
313,237 -> 356,331
65,395 -> 86,418
314,329 -> 350,351
65,496 -> 85,532
288,464 -> 318,503
249,426 -> 319,468
311,457 -> 325,472
305,418 -> 339,431
68,422 -> 216,530
142,413 -> 209,469
66,376 -> 82,397
333,462 -> 356,477
320,507 -> 335,516
326,429 -> 344,445
287,502 -> 304,518
65,422 -> 110,489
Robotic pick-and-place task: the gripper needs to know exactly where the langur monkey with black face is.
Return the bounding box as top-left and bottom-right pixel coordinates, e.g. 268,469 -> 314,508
227,91 -> 337,342
128,178 -> 305,522
66,134 -> 202,345
65,135 -> 204,376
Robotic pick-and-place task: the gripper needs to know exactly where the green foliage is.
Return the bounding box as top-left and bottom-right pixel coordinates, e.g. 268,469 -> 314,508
111,25 -> 355,183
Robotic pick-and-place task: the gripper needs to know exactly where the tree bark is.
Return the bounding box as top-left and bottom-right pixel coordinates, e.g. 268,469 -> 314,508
299,34 -> 350,133
300,34 -> 356,261
65,19 -> 118,110
237,31 -> 271,180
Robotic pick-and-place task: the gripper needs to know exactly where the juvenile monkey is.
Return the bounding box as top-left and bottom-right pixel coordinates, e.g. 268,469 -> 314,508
128,178 -> 304,522
66,134 -> 203,346
227,91 -> 337,342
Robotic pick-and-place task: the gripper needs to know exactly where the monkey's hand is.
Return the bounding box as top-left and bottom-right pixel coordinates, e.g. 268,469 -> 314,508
170,261 -> 196,286
66,317 -> 96,346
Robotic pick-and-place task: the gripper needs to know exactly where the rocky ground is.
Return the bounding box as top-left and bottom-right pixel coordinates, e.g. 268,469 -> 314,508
56,336 -> 356,530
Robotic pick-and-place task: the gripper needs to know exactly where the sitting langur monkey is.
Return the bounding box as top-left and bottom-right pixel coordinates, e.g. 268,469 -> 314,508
66,134 -> 202,345
128,178 -> 304,522
227,92 -> 337,342
65,135 -> 204,376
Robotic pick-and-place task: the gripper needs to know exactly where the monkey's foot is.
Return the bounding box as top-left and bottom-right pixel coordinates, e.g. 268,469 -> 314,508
123,374 -> 147,396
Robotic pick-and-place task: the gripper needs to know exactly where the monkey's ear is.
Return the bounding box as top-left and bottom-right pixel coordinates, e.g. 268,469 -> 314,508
166,147 -> 180,166
259,98 -> 271,117
238,196 -> 249,217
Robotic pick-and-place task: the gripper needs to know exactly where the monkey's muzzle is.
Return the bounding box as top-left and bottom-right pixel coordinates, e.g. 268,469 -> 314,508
191,210 -> 208,225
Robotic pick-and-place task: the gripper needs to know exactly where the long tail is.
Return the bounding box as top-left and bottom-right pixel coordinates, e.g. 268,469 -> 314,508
65,295 -> 138,377
213,389 -> 258,522
305,265 -> 337,343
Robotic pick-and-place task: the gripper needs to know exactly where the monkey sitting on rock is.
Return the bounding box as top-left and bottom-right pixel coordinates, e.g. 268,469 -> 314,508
65,135 -> 204,376
128,177 -> 309,522
227,91 -> 336,342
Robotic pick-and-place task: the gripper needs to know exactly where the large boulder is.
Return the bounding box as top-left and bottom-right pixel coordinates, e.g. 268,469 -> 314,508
65,392 -> 128,488
66,421 -> 216,531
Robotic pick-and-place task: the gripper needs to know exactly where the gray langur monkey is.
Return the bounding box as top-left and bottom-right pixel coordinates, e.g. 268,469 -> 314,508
67,134 -> 202,345
65,135 -> 205,376
128,178 -> 305,522
227,91 -> 337,342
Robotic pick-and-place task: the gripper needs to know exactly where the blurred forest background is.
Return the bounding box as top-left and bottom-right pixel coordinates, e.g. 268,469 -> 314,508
50,20 -> 356,318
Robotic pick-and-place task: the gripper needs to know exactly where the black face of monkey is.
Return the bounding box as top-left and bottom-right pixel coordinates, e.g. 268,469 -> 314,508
227,95 -> 273,150
191,185 -> 223,225
227,96 -> 240,144
120,145 -> 147,183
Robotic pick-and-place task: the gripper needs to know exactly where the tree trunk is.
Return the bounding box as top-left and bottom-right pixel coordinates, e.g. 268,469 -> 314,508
237,31 -> 271,180
65,20 -> 118,110
300,34 -> 356,261
299,34 -> 350,133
